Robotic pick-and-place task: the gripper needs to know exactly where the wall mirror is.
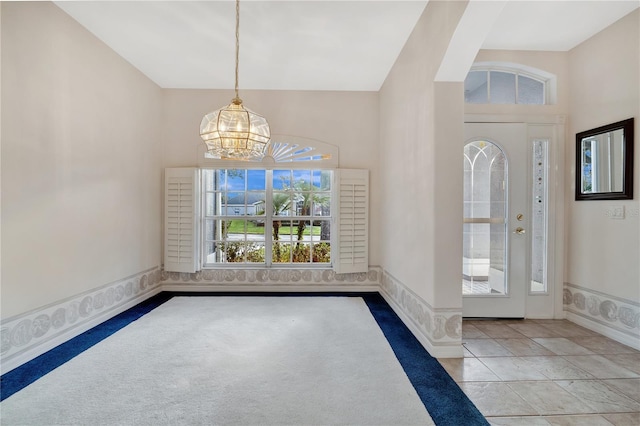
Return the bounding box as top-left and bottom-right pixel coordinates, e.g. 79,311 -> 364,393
576,117 -> 634,200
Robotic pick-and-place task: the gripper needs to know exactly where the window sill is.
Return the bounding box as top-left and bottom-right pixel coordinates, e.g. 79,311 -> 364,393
201,264 -> 333,270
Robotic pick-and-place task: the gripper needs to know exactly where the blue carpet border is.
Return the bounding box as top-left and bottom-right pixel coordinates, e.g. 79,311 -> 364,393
0,292 -> 174,401
1,291 -> 488,425
362,293 -> 488,426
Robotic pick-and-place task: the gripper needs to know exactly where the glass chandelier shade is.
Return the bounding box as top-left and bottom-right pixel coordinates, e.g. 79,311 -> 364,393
200,97 -> 270,161
199,0 -> 271,161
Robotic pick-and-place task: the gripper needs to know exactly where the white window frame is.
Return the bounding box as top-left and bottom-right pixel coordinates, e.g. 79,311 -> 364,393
465,62 -> 556,105
201,167 -> 334,268
163,136 -> 369,274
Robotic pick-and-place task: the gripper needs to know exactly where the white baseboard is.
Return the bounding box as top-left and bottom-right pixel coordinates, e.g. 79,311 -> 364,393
563,282 -> 639,351
162,284 -> 379,293
565,312 -> 640,351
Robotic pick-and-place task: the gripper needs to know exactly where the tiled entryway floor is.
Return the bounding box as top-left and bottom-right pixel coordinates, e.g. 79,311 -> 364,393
438,319 -> 640,425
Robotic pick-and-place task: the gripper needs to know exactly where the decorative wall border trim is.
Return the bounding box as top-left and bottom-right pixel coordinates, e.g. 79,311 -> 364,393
380,270 -> 462,358
160,267 -> 381,290
3,266 -> 468,372
564,282 -> 640,349
0,267 -> 162,374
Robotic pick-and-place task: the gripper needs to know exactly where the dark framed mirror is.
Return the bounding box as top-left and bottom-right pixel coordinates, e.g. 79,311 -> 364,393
576,117 -> 634,200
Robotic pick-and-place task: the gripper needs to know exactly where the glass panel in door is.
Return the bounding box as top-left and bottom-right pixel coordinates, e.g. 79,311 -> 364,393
463,141 -> 507,295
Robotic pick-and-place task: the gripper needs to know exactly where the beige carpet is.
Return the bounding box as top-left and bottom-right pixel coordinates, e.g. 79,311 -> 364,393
0,297 -> 434,425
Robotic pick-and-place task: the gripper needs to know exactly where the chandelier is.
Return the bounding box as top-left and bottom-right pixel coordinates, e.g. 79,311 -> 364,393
200,0 -> 271,161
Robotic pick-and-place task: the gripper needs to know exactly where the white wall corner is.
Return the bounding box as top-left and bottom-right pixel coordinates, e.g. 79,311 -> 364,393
435,0 -> 508,82
0,267 -> 163,374
563,282 -> 640,350
380,270 -> 463,358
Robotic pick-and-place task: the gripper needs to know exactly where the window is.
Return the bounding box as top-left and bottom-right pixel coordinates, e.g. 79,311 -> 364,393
531,139 -> 549,294
164,137 -> 369,275
464,63 -> 553,105
202,168 -> 332,266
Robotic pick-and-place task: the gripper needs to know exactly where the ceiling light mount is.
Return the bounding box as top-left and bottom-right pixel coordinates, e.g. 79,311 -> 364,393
200,0 -> 270,161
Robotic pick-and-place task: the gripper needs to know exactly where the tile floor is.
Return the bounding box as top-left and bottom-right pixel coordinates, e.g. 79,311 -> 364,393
438,319 -> 640,425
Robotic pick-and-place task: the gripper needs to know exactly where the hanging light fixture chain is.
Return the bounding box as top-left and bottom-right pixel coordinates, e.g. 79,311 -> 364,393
199,0 -> 270,160
234,0 -> 241,103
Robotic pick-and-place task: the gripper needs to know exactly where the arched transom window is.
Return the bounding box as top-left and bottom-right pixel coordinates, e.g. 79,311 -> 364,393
465,62 -> 555,105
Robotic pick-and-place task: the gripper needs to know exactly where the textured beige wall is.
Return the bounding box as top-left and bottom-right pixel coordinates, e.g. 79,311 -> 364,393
1,2 -> 163,318
379,0 -> 467,308
567,9 -> 640,301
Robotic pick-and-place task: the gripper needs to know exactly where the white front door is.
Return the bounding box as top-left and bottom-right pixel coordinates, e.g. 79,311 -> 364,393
463,123 -> 528,318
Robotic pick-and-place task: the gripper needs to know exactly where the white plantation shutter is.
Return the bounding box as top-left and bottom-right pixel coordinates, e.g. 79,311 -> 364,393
333,169 -> 369,274
164,168 -> 200,273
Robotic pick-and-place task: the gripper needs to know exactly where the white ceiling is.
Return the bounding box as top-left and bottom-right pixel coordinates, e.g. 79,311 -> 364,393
54,1 -> 640,91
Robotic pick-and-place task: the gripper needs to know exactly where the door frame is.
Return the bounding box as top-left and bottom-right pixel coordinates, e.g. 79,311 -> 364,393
464,114 -> 566,319
463,122 -> 528,318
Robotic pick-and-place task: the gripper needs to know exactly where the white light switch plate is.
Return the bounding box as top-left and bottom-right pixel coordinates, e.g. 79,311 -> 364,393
606,206 -> 625,219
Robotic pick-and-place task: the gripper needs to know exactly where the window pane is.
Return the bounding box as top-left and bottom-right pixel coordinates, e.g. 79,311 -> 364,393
209,242 -> 224,263
227,241 -> 262,262
245,242 -> 265,263
273,242 -> 291,263
205,219 -> 214,241
217,219 -> 230,241
246,223 -> 265,242
314,170 -> 331,190
226,169 -> 246,190
292,193 -> 312,216
274,221 -> 292,243
292,243 -> 311,263
518,75 -> 544,105
225,241 -> 245,263
531,140 -> 548,293
204,169 -> 215,191
312,193 -> 331,216
205,192 -> 215,216
205,242 -> 215,263
490,71 -> 516,104
216,170 -> 226,190
465,71 -> 488,104
293,170 -> 312,186
312,220 -> 331,242
247,191 -> 266,216
226,219 -> 246,241
312,242 -> 331,263
273,170 -> 291,189
225,192 -> 245,215
212,193 -> 224,215
273,192 -> 292,217
290,220 -> 308,242
247,170 -> 266,190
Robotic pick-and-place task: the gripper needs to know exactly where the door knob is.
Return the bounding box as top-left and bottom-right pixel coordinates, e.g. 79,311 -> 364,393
514,227 -> 526,235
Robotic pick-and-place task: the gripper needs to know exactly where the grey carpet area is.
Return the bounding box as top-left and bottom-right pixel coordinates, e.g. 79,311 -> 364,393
0,297 -> 434,425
